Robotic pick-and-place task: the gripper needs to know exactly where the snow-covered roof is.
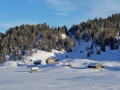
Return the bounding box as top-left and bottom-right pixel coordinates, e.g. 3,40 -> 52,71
34,60 -> 42,63
31,67 -> 38,69
88,62 -> 102,66
46,56 -> 55,60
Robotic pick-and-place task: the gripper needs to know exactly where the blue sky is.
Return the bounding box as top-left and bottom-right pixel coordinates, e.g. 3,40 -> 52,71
0,0 -> 120,33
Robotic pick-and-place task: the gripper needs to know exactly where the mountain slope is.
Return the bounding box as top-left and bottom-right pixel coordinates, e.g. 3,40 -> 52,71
0,38 -> 120,90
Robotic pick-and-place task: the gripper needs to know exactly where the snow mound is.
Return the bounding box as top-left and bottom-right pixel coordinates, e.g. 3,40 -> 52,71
61,34 -> 66,39
27,49 -> 66,65
103,61 -> 120,67
3,61 -> 17,68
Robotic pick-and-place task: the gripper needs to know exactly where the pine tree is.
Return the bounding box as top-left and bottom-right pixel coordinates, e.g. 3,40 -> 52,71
101,43 -> 106,52
96,50 -> 101,55
87,52 -> 90,57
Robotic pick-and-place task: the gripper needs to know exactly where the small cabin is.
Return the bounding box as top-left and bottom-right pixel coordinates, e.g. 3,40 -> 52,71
88,63 -> 104,69
68,64 -> 73,68
33,60 -> 42,65
46,57 -> 56,64
31,67 -> 38,73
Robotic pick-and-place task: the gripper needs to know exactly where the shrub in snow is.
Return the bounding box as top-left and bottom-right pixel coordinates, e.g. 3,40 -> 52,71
66,48 -> 72,53
86,46 -> 89,51
66,55 -> 68,58
96,50 -> 101,55
90,50 -> 94,54
80,50 -> 83,53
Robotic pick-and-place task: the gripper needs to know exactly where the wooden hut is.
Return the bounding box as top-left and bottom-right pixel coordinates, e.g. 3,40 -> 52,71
88,63 -> 104,69
33,60 -> 42,65
68,64 -> 73,68
46,57 -> 56,64
31,67 -> 38,73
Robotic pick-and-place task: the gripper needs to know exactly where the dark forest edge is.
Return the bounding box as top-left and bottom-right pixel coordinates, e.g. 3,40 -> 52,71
0,13 -> 120,63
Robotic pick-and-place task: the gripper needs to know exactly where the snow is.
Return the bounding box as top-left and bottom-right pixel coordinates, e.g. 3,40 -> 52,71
1,64 -> 120,90
31,67 -> 38,70
33,60 -> 42,63
61,34 -> 66,39
0,40 -> 120,90
115,36 -> 120,40
26,50 -> 66,65
3,61 -> 17,68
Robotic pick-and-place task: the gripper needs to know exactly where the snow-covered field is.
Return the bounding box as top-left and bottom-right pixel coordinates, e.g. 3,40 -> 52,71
0,41 -> 120,90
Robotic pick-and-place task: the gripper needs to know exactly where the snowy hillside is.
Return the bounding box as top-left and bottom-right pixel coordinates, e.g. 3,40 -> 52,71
16,40 -> 120,66
0,40 -> 120,90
